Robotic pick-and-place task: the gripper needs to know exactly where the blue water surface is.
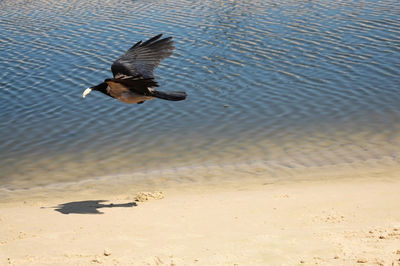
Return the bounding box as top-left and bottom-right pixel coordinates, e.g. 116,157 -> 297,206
0,0 -> 399,189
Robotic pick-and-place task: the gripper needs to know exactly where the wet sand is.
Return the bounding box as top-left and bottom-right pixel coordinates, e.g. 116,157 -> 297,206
0,164 -> 399,265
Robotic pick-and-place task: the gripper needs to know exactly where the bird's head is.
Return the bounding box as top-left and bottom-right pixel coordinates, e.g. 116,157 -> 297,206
82,82 -> 108,98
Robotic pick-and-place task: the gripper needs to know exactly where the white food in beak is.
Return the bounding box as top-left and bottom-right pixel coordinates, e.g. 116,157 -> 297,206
82,88 -> 92,98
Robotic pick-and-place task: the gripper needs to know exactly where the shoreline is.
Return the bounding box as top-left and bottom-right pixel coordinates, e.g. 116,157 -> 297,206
1,164 -> 400,265
1,155 -> 398,202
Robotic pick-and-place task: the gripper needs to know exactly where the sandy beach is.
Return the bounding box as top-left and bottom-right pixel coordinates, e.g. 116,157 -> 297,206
0,163 -> 399,266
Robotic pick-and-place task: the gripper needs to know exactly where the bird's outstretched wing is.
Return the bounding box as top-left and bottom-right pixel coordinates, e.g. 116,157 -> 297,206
111,34 -> 175,79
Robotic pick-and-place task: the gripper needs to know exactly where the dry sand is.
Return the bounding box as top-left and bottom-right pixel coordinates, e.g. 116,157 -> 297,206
0,165 -> 400,265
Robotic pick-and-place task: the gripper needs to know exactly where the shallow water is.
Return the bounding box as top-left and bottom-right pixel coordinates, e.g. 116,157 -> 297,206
0,0 -> 399,190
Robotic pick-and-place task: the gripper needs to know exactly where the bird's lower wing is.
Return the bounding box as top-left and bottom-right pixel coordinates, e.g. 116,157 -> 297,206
106,76 -> 159,96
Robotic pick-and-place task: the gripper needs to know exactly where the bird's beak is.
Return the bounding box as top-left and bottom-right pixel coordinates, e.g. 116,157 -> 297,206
82,88 -> 92,98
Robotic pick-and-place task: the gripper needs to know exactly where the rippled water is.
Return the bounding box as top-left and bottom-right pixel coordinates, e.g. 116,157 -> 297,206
1,0 -> 399,190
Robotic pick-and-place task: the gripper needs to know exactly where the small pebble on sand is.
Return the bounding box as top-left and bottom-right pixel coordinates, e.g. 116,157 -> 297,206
357,258 -> 368,263
103,249 -> 111,256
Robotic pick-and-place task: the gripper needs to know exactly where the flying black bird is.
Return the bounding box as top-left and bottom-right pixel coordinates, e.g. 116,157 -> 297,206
82,34 -> 187,104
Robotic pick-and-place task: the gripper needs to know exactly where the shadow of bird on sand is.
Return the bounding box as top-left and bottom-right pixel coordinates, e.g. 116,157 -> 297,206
52,200 -> 137,214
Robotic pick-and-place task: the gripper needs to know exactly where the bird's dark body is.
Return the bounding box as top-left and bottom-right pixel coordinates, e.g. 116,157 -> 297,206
83,34 -> 187,104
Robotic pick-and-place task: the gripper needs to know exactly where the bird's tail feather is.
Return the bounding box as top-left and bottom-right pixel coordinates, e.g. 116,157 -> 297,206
152,90 -> 187,101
